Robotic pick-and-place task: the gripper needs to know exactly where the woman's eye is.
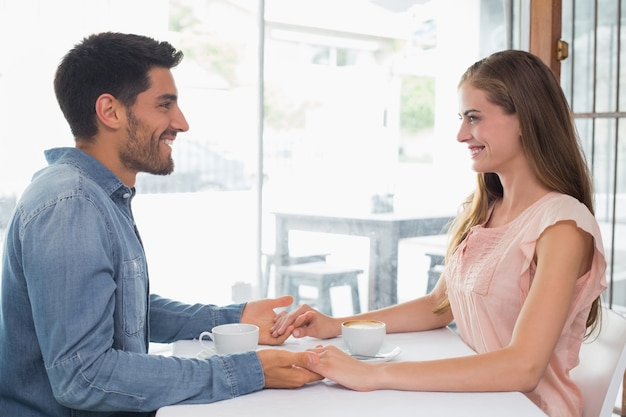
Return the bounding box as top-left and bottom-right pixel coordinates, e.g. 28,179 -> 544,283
459,113 -> 478,123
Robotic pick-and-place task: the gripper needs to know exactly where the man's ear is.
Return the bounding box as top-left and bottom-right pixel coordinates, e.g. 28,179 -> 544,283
95,93 -> 124,130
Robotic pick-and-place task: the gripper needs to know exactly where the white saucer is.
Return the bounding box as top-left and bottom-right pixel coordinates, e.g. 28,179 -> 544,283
334,341 -> 401,363
197,348 -> 216,359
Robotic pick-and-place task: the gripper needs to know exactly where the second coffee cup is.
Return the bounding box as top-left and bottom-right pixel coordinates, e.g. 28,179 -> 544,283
341,320 -> 386,357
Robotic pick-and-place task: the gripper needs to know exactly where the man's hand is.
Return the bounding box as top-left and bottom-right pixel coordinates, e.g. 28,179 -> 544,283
257,349 -> 323,388
241,296 -> 296,345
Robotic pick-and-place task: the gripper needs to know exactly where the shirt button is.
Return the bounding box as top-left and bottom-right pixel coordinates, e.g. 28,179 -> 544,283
123,193 -> 131,199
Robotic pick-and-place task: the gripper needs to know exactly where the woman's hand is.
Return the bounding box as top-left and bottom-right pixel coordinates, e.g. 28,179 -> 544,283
271,303 -> 342,340
304,345 -> 380,391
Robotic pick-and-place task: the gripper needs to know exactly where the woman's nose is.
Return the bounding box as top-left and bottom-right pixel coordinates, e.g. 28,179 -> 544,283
456,121 -> 470,143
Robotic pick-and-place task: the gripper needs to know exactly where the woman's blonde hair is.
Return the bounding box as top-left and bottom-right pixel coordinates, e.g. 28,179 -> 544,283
435,50 -> 600,335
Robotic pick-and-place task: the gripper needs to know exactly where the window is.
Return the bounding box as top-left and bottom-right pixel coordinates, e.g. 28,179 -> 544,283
0,0 -> 520,311
561,0 -> 626,312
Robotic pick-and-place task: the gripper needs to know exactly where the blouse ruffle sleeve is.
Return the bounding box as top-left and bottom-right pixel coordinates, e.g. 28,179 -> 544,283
518,194 -> 607,315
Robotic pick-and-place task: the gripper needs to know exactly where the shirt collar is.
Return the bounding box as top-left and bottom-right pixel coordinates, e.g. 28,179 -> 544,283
44,147 -> 133,198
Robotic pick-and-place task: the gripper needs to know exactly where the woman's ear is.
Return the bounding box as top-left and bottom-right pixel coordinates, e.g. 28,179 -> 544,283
94,93 -> 123,130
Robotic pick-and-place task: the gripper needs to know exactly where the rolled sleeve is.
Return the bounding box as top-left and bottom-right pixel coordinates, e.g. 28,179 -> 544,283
149,295 -> 245,343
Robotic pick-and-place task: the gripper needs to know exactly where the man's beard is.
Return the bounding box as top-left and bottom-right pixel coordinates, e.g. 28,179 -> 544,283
120,110 -> 174,176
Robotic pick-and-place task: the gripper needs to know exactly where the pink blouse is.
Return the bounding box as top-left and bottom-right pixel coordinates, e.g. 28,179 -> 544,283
445,192 -> 607,417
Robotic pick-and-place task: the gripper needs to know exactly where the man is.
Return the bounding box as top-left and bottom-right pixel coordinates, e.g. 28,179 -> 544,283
0,32 -> 320,417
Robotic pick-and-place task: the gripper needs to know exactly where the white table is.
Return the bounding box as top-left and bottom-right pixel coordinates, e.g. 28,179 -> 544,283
156,328 -> 547,417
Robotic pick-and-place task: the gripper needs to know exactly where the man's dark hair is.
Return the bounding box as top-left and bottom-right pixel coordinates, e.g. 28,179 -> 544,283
54,32 -> 184,140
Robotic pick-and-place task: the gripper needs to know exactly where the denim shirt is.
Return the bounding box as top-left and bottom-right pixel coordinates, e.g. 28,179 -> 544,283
0,148 -> 264,417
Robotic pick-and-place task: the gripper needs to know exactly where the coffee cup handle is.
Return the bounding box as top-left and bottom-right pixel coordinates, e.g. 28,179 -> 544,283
199,331 -> 214,349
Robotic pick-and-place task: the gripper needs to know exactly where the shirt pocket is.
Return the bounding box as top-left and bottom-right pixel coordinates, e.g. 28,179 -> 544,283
122,257 -> 147,336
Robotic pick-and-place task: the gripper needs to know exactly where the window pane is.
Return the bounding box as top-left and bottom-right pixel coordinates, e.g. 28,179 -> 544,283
261,0 -> 512,312
0,0 -> 260,306
141,0 -> 260,305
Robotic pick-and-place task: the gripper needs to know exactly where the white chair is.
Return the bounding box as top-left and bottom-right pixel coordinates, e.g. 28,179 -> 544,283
571,307 -> 626,417
279,262 -> 362,316
260,252 -> 329,298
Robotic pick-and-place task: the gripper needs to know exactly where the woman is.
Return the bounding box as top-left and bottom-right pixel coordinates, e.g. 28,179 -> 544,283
271,50 -> 607,417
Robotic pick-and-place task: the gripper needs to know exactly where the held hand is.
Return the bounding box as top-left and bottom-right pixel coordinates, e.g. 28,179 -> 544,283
257,349 -> 323,388
241,296 -> 295,345
304,345 -> 379,391
271,304 -> 341,340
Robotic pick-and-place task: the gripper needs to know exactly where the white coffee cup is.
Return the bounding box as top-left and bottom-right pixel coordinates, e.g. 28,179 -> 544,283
199,323 -> 259,355
341,320 -> 386,357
